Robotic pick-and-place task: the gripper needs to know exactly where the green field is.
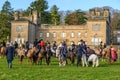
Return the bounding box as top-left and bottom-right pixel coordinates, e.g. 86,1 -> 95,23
0,57 -> 120,80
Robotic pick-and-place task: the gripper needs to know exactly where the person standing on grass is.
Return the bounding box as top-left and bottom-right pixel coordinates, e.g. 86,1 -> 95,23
111,47 -> 117,64
76,41 -> 85,67
6,42 -> 15,68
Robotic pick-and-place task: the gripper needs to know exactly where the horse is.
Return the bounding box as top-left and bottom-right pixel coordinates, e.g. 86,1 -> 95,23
37,47 -> 46,65
57,46 -> 67,67
101,47 -> 111,64
93,47 -> 101,56
67,46 -> 76,65
88,54 -> 99,67
45,47 -> 52,65
56,46 -> 60,58
0,46 -> 6,58
26,46 -> 38,64
17,47 -> 26,64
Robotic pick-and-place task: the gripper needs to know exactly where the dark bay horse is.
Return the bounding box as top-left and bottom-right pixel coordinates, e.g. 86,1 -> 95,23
37,46 -> 52,65
45,47 -> 52,65
67,46 -> 76,65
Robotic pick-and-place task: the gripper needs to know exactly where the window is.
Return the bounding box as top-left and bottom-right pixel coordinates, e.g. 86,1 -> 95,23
71,32 -> 74,38
78,32 -> 81,37
46,33 -> 50,38
117,37 -> 120,43
53,32 -> 56,38
96,12 -> 100,16
91,34 -> 102,45
61,32 -> 66,38
16,26 -> 24,32
40,32 -> 43,38
92,24 -> 100,31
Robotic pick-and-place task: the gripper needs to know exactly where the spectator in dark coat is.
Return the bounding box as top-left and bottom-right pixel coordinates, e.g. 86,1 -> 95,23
76,42 -> 85,67
6,42 -> 15,68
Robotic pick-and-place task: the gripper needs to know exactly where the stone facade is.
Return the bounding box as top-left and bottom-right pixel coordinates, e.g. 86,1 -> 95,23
11,9 -> 111,45
11,20 -> 36,44
37,20 -> 110,45
113,30 -> 120,44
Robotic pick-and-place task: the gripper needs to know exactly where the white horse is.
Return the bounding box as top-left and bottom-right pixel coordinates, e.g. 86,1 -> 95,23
56,44 -> 67,66
88,54 -> 99,67
56,45 -> 61,58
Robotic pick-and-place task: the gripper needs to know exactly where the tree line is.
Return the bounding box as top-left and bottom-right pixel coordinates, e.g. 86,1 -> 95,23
0,0 -> 120,43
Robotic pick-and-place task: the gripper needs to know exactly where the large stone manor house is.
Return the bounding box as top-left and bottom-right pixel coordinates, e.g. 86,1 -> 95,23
11,8 -> 111,45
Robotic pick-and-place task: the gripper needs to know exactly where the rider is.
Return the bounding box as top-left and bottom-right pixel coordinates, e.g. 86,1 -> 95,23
52,41 -> 57,51
99,41 -> 103,55
40,39 -> 45,49
60,41 -> 68,59
2,40 -> 6,47
70,41 -> 75,51
34,39 -> 38,47
46,41 -> 52,56
14,41 -> 18,49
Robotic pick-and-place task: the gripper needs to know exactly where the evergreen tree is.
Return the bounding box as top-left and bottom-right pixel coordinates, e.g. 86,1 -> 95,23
65,10 -> 87,25
0,1 -> 13,42
50,5 -> 60,25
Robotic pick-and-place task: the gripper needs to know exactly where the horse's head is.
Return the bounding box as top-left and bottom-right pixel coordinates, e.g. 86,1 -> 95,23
40,47 -> 45,54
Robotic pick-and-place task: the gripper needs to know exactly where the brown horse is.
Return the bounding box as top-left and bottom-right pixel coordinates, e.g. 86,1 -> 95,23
27,47 -> 38,64
0,46 -> 6,58
37,47 -> 46,65
67,46 -> 76,65
17,47 -> 26,64
101,47 -> 111,64
86,47 -> 97,56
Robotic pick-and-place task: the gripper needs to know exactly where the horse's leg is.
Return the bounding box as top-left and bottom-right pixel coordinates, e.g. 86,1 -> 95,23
19,56 -> 22,64
48,57 -> 50,65
46,54 -> 48,65
59,57 -> 62,66
63,59 -> 66,66
102,53 -> 105,62
46,55 -> 50,65
40,57 -> 42,65
48,56 -> 51,65
77,55 -> 81,67
84,55 -> 88,67
92,59 -> 96,67
21,55 -> 24,64
96,58 -> 99,67
82,55 -> 85,67
70,54 -> 75,65
82,58 -> 84,67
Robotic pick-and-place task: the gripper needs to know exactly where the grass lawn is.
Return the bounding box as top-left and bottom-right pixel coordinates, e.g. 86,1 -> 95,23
0,57 -> 120,80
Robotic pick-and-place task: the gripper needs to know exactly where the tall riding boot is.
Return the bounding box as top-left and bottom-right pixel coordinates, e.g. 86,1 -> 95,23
8,62 -> 12,68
